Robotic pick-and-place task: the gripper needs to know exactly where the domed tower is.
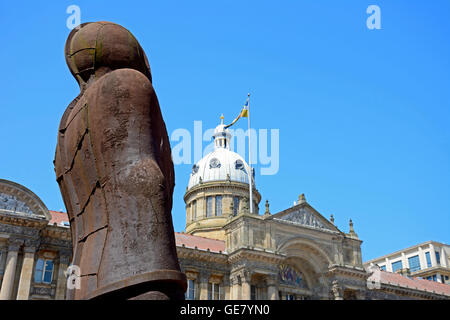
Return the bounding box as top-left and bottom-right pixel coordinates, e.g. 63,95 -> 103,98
184,117 -> 261,240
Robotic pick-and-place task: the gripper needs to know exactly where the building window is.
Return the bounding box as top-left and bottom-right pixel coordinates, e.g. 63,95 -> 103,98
192,200 -> 197,220
186,279 -> 195,300
215,196 -> 222,216
379,265 -> 386,271
432,275 -> 437,282
206,196 -> 213,217
286,294 -> 296,300
391,260 -> 403,273
425,252 -> 432,267
233,196 -> 240,216
435,251 -> 440,265
408,255 -> 421,272
426,276 -> 432,281
34,259 -> 54,284
208,283 -> 220,300
250,285 -> 256,300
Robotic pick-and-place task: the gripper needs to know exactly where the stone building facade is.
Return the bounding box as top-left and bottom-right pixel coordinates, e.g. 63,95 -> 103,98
0,179 -> 71,300
0,121 -> 449,300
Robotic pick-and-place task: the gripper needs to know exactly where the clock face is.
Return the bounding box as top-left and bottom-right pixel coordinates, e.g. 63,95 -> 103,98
235,160 -> 244,170
209,158 -> 221,169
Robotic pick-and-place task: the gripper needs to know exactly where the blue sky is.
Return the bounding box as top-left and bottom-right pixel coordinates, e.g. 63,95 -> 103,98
0,1 -> 448,261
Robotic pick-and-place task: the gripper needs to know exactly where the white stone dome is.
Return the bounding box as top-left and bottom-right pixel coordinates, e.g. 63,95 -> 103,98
188,122 -> 254,190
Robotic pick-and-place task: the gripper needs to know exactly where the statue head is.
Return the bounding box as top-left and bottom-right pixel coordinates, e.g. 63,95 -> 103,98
65,21 -> 152,89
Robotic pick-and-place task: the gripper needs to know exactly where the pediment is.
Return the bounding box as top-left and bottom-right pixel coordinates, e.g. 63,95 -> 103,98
272,204 -> 338,232
0,179 -> 50,220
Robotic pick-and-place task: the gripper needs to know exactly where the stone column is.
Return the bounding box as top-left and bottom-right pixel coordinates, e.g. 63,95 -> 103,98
401,252 -> 407,270
266,275 -> 278,300
0,240 -> 22,300
16,246 -> 36,300
241,271 -> 251,300
418,246 -> 426,271
331,280 -> 343,300
385,258 -> 391,272
198,272 -> 209,300
429,243 -> 438,267
55,251 -> 71,300
441,247 -> 448,267
230,275 -> 240,300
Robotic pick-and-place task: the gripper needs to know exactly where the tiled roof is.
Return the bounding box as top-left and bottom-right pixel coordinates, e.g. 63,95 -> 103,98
48,210 -> 226,253
379,271 -> 450,296
48,210 -> 69,227
175,232 -> 225,253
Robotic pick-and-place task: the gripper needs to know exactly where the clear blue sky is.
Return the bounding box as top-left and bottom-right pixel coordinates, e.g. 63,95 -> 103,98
0,1 -> 448,261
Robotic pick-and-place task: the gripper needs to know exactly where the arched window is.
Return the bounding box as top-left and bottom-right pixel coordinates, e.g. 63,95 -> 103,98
215,196 -> 222,216
192,200 -> 197,220
233,197 -> 240,216
206,197 -> 213,217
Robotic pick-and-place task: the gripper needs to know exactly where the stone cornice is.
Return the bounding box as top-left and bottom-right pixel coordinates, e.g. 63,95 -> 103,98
327,265 -> 369,280
184,180 -> 261,203
228,247 -> 284,265
374,283 -> 450,299
41,225 -> 71,241
177,246 -> 228,264
0,212 -> 48,229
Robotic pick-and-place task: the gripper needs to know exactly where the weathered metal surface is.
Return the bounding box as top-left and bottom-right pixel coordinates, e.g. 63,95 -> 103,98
54,21 -> 186,300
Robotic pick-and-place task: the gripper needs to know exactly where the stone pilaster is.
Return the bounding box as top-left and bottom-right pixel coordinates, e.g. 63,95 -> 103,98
429,243 -> 438,266
198,271 -> 210,300
240,270 -> 252,300
16,246 -> 36,300
331,280 -> 343,300
266,274 -> 278,300
55,251 -> 71,300
230,275 -> 241,300
0,239 -> 22,300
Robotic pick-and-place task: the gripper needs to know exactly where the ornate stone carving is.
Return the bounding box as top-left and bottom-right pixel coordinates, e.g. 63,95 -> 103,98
276,207 -> 328,230
0,193 -> 34,215
0,223 -> 40,237
31,286 -> 55,297
7,238 -> 24,251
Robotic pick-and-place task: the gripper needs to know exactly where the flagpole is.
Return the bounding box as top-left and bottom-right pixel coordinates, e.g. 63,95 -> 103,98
247,93 -> 253,214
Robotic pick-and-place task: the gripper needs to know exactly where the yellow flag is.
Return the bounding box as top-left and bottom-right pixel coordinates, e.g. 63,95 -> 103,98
225,97 -> 249,128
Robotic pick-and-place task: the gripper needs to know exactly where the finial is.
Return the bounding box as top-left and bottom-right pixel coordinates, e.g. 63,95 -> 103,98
298,193 -> 306,204
248,93 -> 250,97
348,218 -> 358,238
220,114 -> 224,125
264,200 -> 270,215
330,214 -> 334,224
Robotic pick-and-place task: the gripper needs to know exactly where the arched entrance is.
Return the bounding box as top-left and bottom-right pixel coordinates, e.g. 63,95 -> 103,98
277,238 -> 333,300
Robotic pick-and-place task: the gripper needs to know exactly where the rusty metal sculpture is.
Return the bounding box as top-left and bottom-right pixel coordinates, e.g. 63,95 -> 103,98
54,21 -> 186,300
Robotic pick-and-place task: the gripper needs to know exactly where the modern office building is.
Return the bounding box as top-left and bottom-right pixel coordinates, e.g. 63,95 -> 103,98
364,241 -> 450,284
